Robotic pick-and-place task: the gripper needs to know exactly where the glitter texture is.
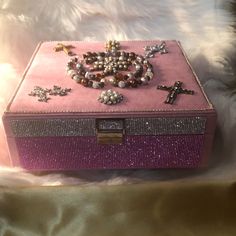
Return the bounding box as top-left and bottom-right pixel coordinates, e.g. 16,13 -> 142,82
10,118 -> 95,137
15,135 -> 204,170
126,117 -> 206,135
97,119 -> 124,131
10,116 -> 206,137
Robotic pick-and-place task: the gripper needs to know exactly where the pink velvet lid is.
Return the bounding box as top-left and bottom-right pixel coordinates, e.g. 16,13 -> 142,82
6,40 -> 213,116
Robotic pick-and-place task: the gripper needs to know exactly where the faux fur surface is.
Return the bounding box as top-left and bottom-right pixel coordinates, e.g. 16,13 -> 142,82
0,0 -> 236,186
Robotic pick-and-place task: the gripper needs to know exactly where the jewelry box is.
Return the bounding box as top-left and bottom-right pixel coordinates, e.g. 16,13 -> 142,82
2,40 -> 216,170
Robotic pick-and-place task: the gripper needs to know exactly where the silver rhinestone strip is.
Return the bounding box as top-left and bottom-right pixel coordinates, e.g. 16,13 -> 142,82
98,120 -> 124,131
10,119 -> 95,137
10,117 -> 206,137
126,117 -> 206,135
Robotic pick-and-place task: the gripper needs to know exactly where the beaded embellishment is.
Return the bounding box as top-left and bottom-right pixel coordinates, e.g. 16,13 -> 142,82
98,89 -> 123,105
66,40 -> 154,89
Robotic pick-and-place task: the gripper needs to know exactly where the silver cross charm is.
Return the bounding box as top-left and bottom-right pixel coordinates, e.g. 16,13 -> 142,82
144,41 -> 168,58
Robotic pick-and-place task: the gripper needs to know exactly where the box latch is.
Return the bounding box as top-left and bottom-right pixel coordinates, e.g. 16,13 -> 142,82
96,118 -> 125,144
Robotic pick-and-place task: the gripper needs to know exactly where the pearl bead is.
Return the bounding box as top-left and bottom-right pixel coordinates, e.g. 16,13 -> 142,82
109,77 -> 115,83
85,72 -> 92,79
73,75 -> 81,83
127,73 -> 133,79
145,72 -> 154,79
97,56 -> 103,61
67,70 -> 77,77
103,96 -> 109,102
118,81 -> 126,88
76,63 -> 82,70
141,77 -> 148,85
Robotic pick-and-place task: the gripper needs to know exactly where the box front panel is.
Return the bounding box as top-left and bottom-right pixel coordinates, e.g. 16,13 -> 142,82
13,135 -> 205,170
4,116 -> 209,170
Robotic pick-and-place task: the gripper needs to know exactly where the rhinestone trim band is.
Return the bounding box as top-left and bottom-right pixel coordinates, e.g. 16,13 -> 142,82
125,117 -> 206,135
10,119 -> 95,137
10,117 -> 206,137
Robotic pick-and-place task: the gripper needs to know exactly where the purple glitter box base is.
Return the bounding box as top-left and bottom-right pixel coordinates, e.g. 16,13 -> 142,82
3,114 -> 215,170
2,40 -> 217,170
15,135 -> 204,170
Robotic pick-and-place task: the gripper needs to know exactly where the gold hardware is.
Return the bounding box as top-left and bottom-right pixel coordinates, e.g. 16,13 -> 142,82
96,118 -> 125,144
97,132 -> 123,144
54,43 -> 75,56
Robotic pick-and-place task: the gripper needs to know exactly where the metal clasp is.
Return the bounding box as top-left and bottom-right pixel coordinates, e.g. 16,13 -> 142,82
96,118 -> 125,144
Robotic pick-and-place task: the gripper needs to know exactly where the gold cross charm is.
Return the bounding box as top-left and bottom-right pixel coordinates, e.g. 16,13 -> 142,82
54,43 -> 75,56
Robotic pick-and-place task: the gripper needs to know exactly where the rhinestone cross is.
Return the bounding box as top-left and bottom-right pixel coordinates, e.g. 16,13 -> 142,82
157,81 -> 194,104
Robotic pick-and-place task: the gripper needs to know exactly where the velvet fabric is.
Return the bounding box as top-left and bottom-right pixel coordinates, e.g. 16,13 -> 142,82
8,41 -> 210,113
1,181 -> 236,236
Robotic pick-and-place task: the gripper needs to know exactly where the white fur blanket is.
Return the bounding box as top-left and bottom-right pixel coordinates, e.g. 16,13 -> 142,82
0,0 -> 236,186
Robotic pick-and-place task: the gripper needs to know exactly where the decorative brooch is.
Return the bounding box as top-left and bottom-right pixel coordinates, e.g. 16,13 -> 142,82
157,81 -> 194,104
28,85 -> 71,102
66,40 -> 154,89
98,89 -> 123,105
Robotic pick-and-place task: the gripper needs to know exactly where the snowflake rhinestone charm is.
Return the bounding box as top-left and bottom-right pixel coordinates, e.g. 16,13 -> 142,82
29,85 -> 71,102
